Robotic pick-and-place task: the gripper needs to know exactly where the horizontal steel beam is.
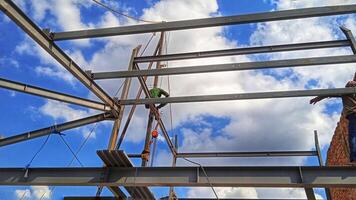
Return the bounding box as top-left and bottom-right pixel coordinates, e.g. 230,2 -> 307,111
91,55 -> 356,79
0,77 -> 110,111
0,112 -> 114,147
134,40 -> 350,63
1,166 -> 356,187
119,87 -> 356,105
0,0 -> 119,111
176,151 -> 318,158
52,5 -> 356,40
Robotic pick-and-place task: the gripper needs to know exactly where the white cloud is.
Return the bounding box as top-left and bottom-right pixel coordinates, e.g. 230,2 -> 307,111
15,186 -> 51,200
6,0 -> 356,198
39,100 -> 98,139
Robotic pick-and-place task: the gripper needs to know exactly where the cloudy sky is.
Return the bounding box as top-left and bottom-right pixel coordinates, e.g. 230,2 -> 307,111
0,0 -> 356,199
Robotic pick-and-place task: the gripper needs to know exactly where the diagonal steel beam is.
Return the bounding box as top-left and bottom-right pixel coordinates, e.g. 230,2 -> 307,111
91,55 -> 356,79
120,87 -> 356,105
0,0 -> 119,112
0,112 -> 114,147
0,77 -> 110,111
51,5 -> 356,40
134,39 -> 350,63
1,166 -> 356,187
134,64 -> 176,156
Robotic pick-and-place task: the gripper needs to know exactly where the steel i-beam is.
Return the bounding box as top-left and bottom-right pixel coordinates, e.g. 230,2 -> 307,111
119,87 -> 356,105
52,5 -> 356,40
0,77 -> 110,111
0,112 -> 114,147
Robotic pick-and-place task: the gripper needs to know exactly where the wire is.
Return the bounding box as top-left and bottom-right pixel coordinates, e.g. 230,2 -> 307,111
92,0 -> 160,23
182,157 -> 220,199
113,81 -> 125,97
38,123 -> 98,200
140,33 -> 156,56
59,134 -> 85,167
20,134 -> 51,200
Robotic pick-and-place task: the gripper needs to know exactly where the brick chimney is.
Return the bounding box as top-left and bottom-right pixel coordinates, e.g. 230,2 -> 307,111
326,115 -> 356,200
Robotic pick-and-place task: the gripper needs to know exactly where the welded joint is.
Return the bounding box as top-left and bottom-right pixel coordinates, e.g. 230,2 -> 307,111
42,28 -> 54,40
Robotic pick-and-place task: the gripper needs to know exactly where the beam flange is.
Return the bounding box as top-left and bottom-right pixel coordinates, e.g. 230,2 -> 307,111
119,87 -> 356,105
134,40 -> 350,63
1,166 -> 356,187
51,5 -> 356,40
91,55 -> 356,79
0,0 -> 119,111
0,77 -> 110,111
176,150 -> 318,158
0,112 -> 114,147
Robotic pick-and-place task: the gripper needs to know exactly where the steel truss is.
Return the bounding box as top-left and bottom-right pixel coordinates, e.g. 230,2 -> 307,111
0,0 -> 356,199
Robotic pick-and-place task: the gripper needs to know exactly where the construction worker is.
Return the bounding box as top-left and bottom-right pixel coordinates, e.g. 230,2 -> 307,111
310,72 -> 356,163
145,87 -> 169,109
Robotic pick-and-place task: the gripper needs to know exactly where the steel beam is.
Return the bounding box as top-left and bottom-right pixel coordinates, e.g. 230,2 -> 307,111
0,77 -> 110,111
91,55 -> 356,79
120,87 -> 356,105
176,150 -> 318,158
1,166 -> 356,187
134,40 -> 350,63
52,5 -> 356,40
0,112 -> 114,147
65,197 -> 311,200
0,0 -> 119,111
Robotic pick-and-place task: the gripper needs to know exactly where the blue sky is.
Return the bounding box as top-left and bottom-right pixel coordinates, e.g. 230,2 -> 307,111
0,0 -> 356,199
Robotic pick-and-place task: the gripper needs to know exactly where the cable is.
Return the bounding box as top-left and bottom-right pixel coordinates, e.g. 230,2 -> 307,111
59,134 -> 85,167
38,123 -> 98,200
20,134 -> 51,200
182,157 -> 220,199
92,0 -> 160,23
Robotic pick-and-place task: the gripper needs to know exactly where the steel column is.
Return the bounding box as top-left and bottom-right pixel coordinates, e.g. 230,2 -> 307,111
134,40 -> 350,63
1,166 -> 356,187
52,5 -> 356,40
0,77 -> 110,111
120,87 -> 356,105
0,112 -> 114,147
91,55 -> 356,79
0,0 -> 119,112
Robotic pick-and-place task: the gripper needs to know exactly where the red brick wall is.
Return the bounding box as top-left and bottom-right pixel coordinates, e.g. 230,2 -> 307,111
326,115 -> 356,200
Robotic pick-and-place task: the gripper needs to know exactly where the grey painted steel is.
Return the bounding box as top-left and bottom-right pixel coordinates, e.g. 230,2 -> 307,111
97,150 -> 155,200
92,55 -> 356,79
0,77 -> 110,111
0,112 -> 114,147
176,151 -> 318,158
120,87 -> 356,105
66,198 -> 310,200
341,26 -> 356,54
134,40 -> 350,63
1,166 -> 356,187
52,5 -> 356,40
0,0 -> 119,111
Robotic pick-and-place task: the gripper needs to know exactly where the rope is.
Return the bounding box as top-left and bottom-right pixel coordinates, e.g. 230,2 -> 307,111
38,123 -> 98,200
20,134 -> 51,200
182,157 -> 219,199
92,0 -> 161,23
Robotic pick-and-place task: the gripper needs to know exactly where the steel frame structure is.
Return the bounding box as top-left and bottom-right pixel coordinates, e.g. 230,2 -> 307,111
0,0 -> 356,199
